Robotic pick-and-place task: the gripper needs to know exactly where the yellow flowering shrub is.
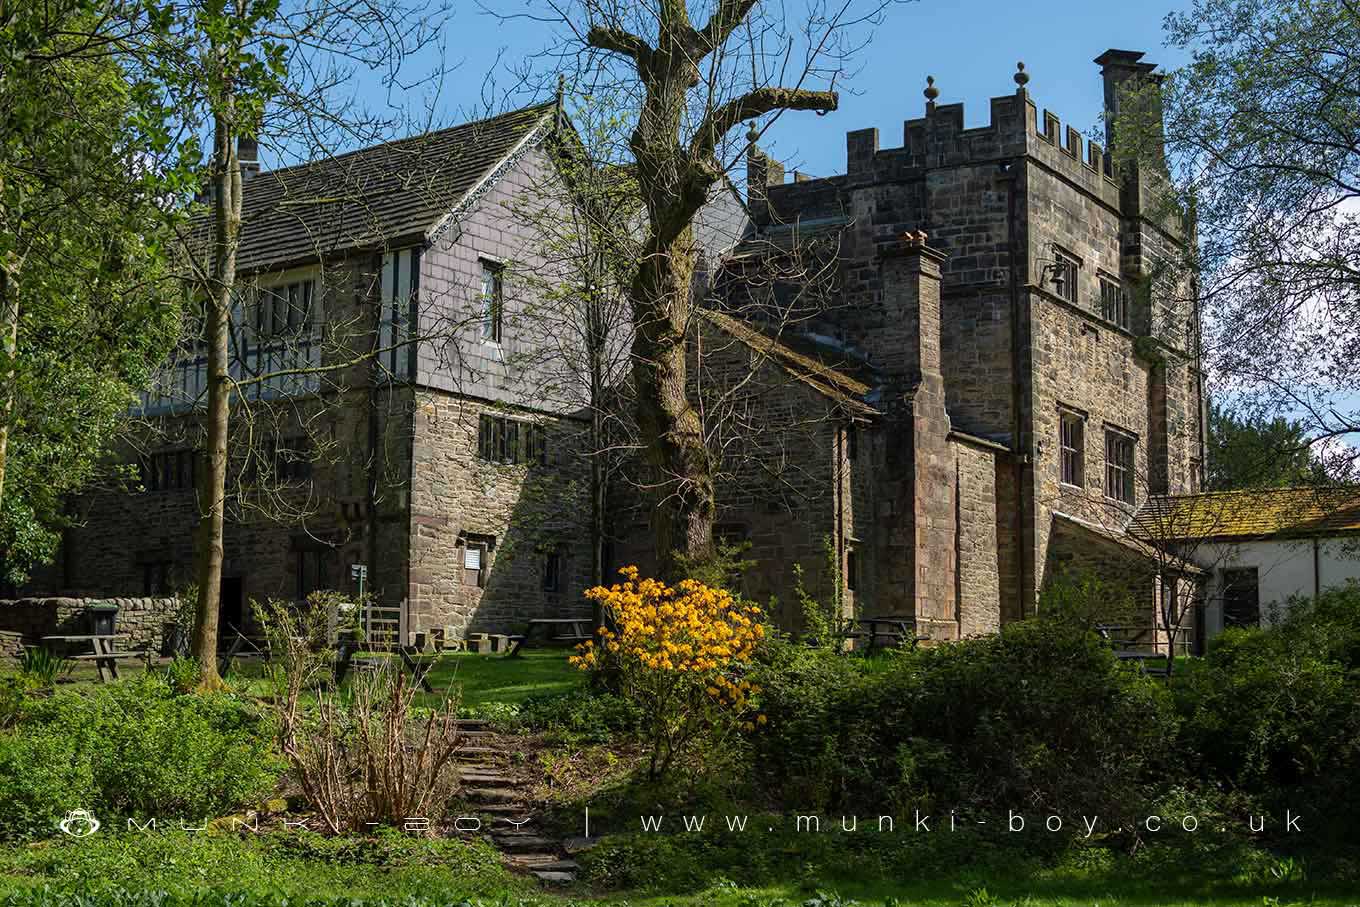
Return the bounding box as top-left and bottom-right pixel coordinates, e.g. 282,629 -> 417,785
574,566 -> 767,778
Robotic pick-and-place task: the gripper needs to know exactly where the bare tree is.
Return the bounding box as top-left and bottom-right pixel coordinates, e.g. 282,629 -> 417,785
497,0 -> 905,573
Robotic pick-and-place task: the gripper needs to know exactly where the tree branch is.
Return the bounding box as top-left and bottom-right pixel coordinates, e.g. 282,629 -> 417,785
694,0 -> 760,55
690,86 -> 838,159
586,25 -> 652,65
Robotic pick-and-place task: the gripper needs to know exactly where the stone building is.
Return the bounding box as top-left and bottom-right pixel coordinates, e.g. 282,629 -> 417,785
614,49 -> 1205,638
24,48 -> 1203,644
23,103 -> 641,640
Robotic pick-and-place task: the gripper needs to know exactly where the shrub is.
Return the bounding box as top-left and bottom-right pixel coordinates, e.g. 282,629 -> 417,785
516,687 -> 644,743
578,567 -> 767,779
746,637 -> 873,806
17,648 -> 69,687
1173,610 -> 1360,841
0,675 -> 279,841
260,592 -> 463,834
750,621 -> 1177,824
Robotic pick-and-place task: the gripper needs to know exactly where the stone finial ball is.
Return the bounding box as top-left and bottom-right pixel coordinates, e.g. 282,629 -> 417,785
1014,62 -> 1030,86
746,120 -> 759,143
924,75 -> 939,101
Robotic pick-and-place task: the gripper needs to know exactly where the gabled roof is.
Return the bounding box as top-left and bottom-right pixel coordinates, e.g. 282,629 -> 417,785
698,309 -> 882,416
197,103 -> 556,272
1132,486 -> 1360,541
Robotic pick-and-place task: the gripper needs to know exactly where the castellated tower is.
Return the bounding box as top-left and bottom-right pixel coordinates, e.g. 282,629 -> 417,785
728,49 -> 1205,628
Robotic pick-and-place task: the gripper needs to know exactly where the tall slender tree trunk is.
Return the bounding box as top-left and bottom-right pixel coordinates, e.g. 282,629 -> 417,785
192,106 -> 241,689
0,270 -> 16,511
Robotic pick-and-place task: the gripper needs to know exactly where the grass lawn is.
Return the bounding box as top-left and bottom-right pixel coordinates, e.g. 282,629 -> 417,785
39,646 -> 583,713
423,648 -> 582,708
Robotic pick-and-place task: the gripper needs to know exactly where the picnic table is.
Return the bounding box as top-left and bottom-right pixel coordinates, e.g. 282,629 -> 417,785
332,640 -> 435,692
507,618 -> 593,657
848,617 -> 930,653
41,634 -> 135,683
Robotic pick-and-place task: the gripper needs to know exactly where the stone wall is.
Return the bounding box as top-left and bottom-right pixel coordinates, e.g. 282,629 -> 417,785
953,434 -> 1003,636
406,389 -> 593,637
0,597 -> 181,654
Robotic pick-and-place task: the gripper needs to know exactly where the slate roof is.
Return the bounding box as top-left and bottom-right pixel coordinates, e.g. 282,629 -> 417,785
698,309 -> 882,417
1132,486 -> 1360,541
197,103 -> 556,272
727,215 -> 853,259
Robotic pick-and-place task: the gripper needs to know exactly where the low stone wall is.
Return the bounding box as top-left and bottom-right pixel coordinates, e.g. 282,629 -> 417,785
0,596 -> 182,655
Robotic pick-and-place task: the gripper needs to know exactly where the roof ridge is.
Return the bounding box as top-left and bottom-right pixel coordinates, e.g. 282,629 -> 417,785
253,101 -> 555,180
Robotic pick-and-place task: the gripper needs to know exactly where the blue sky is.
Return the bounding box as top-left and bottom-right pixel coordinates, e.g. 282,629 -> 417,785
385,0 -> 1194,178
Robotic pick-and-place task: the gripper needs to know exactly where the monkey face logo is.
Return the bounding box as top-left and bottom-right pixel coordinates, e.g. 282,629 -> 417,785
58,809 -> 100,838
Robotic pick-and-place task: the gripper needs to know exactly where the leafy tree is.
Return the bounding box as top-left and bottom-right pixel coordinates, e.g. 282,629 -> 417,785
1115,0 -> 1360,468
0,0 -> 181,584
1205,402 -> 1331,490
114,0 -> 445,687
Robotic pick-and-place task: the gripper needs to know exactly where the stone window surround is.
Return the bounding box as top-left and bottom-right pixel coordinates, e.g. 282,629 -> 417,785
477,413 -> 547,466
1103,424 -> 1138,505
1057,404 -> 1086,489
541,546 -> 563,593
1098,271 -> 1131,330
478,256 -> 504,344
456,531 -> 496,588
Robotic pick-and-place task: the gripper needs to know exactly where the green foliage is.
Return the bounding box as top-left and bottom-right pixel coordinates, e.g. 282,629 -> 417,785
515,687 -> 644,743
1205,403 -> 1333,491
750,622 -> 1176,823
1036,569 -> 1143,632
0,828 -> 523,901
162,656 -> 202,694
746,637 -> 872,806
793,537 -> 846,647
0,676 -> 280,841
0,1 -> 182,583
17,648 -> 69,687
1172,588 -> 1360,838
0,673 -> 39,727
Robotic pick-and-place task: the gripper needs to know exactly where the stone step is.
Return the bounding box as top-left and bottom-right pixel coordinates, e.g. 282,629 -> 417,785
531,870 -> 576,884
492,834 -> 557,852
455,746 -> 505,756
467,805 -> 530,821
459,771 -> 515,784
453,718 -> 489,729
464,787 -> 521,804
509,856 -> 580,872
458,729 -> 496,739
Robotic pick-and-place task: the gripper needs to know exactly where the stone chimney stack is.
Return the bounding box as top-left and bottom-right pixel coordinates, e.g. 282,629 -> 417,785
238,136 -> 261,182
1095,49 -> 1163,155
874,231 -> 948,385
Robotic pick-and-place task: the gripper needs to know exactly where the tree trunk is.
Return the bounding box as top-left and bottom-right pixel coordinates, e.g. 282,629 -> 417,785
192,108 -> 241,689
629,225 -> 715,574
0,270 -> 16,511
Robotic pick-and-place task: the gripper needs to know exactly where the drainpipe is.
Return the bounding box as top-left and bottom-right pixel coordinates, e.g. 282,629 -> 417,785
1313,537 -> 1321,601
1000,158 -> 1028,619
835,422 -> 846,619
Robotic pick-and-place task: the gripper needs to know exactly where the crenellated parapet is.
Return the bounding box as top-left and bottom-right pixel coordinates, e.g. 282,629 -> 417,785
839,62 -> 1128,208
